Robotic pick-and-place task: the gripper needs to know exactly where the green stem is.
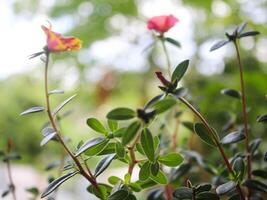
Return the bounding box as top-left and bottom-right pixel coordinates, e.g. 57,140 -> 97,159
160,36 -> 172,77
6,160 -> 16,200
44,52 -> 99,190
233,41 -> 252,180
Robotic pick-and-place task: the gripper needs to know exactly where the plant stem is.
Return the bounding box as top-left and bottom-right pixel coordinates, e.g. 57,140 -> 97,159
179,97 -> 245,200
160,36 -> 172,77
44,52 -> 99,189
6,160 -> 16,200
127,134 -> 140,176
233,41 -> 251,181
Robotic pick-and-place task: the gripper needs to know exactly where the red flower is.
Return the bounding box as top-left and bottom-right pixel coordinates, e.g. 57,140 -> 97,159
42,24 -> 82,53
147,15 -> 179,33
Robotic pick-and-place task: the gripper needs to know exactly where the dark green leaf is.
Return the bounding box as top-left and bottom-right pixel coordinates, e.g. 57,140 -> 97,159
139,161 -> 150,181
210,40 -> 229,52
237,22 -> 247,34
141,128 -> 155,162
158,152 -> 183,167
182,121 -> 194,132
136,143 -> 145,155
171,60 -> 189,82
196,192 -> 219,200
87,184 -> 111,200
194,123 -> 216,147
48,89 -> 64,95
257,114 -> 267,123
233,157 -> 245,180
173,187 -> 192,199
1,190 -> 10,197
115,142 -> 125,158
144,94 -> 165,110
40,131 -> 57,146
220,131 -> 245,145
150,170 -> 167,184
221,89 -> 241,99
216,181 -> 236,196
252,169 -> 267,179
87,118 -> 107,135
195,183 -> 212,194
249,138 -> 261,155
94,154 -> 116,177
75,137 -> 108,157
244,179 -> 267,193
107,108 -> 136,120
122,121 -> 141,145
150,162 -> 160,176
108,190 -> 129,200
108,120 -> 118,131
98,142 -> 116,156
165,37 -> 181,48
41,171 -> 78,198
26,187 -> 39,196
172,88 -> 188,99
52,94 -> 77,116
153,98 -> 176,114
238,31 -> 260,38
20,106 -> 45,115
113,128 -> 126,138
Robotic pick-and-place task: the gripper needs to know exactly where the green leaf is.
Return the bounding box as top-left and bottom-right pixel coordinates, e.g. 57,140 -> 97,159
144,94 -> 165,110
122,121 -> 141,145
210,40 -> 229,52
40,131 -> 57,146
108,120 -> 118,131
52,94 -> 77,116
233,157 -> 245,180
194,123 -> 216,147
139,161 -> 150,181
171,60 -> 189,83
87,184 -> 112,200
75,137 -> 108,157
236,22 -> 247,34
98,142 -> 116,156
158,152 -> 184,167
136,143 -> 145,155
249,138 -> 261,155
20,106 -> 45,116
48,89 -> 64,95
108,190 -> 129,200
107,108 -> 136,120
195,183 -> 212,194
165,37 -> 181,48
108,176 -> 122,185
220,131 -> 245,145
244,179 -> 267,193
153,136 -> 160,153
150,170 -> 167,184
172,87 -> 188,99
153,98 -> 176,114
252,169 -> 267,179
94,154 -> 116,177
257,114 -> 267,123
221,89 -> 241,99
115,142 -> 125,158
150,161 -> 160,176
182,121 -> 194,132
196,192 -> 219,200
216,181 -> 236,196
41,171 -> 78,198
87,118 -> 107,135
141,128 -> 155,162
26,187 -> 39,197
173,187 -> 193,199
113,128 -> 126,138
238,31 -> 260,38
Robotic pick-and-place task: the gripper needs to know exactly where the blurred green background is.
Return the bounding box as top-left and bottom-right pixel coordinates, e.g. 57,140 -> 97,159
0,0 -> 266,175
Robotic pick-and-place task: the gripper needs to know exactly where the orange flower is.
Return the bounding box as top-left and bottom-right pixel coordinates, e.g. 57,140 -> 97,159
42,24 -> 82,53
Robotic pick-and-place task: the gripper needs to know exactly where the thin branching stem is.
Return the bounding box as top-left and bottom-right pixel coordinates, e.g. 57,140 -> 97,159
44,52 -> 99,190
6,160 -> 16,200
128,134 -> 140,176
160,36 -> 172,77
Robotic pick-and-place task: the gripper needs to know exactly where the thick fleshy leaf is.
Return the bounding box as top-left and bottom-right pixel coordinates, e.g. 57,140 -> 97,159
196,192 -> 219,200
41,171 -> 78,198
257,114 -> 267,123
115,142 -> 125,158
75,137 -> 107,157
221,89 -> 241,99
139,161 -> 150,181
150,170 -> 167,184
249,138 -> 261,155
220,131 -> 245,145
20,107 -> 45,115
108,120 -> 118,131
195,183 -> 212,194
210,40 -> 229,52
141,128 -> 155,162
152,98 -> 176,114
40,132 -> 57,146
244,179 -> 267,193
238,31 -> 260,38
122,121 -> 141,145
171,60 -> 189,83
107,108 -> 136,120
52,94 -> 77,116
216,181 -> 236,196
87,118 -> 107,135
144,94 -> 165,110
158,152 -> 183,167
252,169 -> 267,179
194,123 -> 216,147
150,162 -> 160,176
233,157 -> 245,180
173,187 -> 192,199
165,37 -> 181,48
172,88 -> 188,99
108,190 -> 130,200
94,154 -> 116,177
87,184 -> 112,200
48,89 -> 64,95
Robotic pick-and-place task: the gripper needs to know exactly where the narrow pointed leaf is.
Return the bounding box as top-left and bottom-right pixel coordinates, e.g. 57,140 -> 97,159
75,137 -> 107,157
237,22 -> 247,34
40,132 -> 57,146
216,181 -> 236,196
41,171 -> 78,198
141,128 -> 155,162
165,37 -> 181,48
171,60 -> 189,82
194,123 -> 216,147
48,90 -> 64,95
238,31 -> 260,38
107,108 -> 136,120
172,87 -> 188,99
87,118 -> 107,135
158,152 -> 184,167
144,94 -> 165,110
196,192 -> 219,200
257,114 -> 267,123
220,131 -> 245,145
20,107 -> 45,116
52,94 -> 77,116
153,98 -> 176,114
94,154 -> 116,177
210,40 -> 229,52
244,179 -> 267,193
221,89 -> 241,99
122,121 -> 141,145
